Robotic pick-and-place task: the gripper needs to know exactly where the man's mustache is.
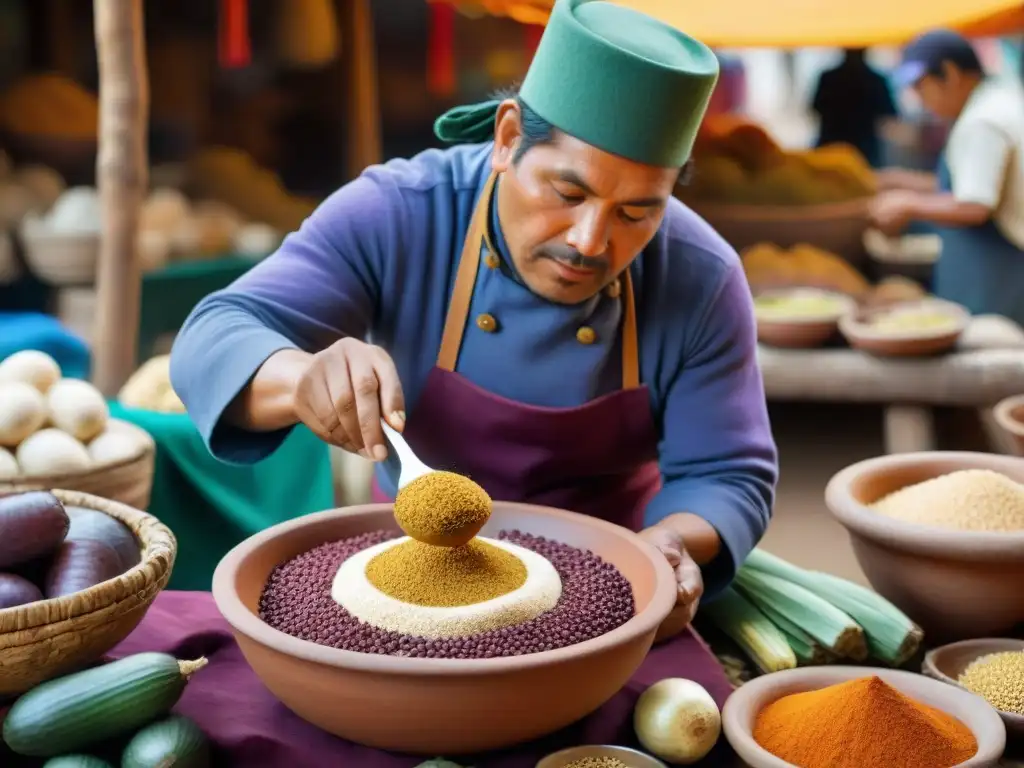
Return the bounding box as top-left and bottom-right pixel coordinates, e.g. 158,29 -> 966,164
537,246 -> 608,271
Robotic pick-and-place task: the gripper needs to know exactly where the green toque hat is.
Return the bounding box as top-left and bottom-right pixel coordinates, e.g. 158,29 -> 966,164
434,0 -> 720,168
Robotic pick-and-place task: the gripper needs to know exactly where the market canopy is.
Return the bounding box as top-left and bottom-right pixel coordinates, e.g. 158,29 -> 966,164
437,0 -> 1024,46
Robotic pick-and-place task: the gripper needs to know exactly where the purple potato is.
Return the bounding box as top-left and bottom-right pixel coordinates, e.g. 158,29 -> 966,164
65,506 -> 141,570
0,573 -> 43,608
0,492 -> 69,569
44,540 -> 124,598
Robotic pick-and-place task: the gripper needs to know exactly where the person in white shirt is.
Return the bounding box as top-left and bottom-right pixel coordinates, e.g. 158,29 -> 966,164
870,30 -> 1024,325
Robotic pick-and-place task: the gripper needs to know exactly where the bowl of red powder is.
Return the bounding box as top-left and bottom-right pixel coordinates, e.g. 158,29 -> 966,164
721,666 -> 1006,767
825,451 -> 1024,642
211,501 -> 676,755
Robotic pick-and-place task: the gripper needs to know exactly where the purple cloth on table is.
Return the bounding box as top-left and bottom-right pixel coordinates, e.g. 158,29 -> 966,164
111,591 -> 737,767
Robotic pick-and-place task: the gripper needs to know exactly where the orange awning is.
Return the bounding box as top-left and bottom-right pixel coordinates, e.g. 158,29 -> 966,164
437,0 -> 1024,46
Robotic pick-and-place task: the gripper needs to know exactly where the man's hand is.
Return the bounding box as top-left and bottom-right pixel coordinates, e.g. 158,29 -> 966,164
869,190 -> 919,236
639,521 -> 704,628
292,338 -> 406,461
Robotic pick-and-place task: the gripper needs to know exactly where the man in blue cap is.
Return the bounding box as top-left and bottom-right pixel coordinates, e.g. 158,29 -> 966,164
870,30 -> 1024,324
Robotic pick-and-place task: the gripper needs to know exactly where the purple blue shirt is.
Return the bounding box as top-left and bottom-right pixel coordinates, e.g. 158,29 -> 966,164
169,142 -> 778,597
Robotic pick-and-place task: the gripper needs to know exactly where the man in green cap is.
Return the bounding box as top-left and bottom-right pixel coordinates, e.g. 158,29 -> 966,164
171,0 -> 778,631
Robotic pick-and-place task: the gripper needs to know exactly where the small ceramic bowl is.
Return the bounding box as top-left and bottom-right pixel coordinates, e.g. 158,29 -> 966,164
536,745 -> 668,768
838,297 -> 968,356
753,288 -> 856,349
722,666 -> 1006,767
993,395 -> 1024,456
924,638 -> 1024,738
825,451 -> 1024,641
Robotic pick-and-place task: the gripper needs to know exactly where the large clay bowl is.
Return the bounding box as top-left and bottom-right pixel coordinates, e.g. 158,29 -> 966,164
994,394 -> 1024,456
825,452 -> 1024,641
924,638 -> 1024,739
722,666 -> 1006,767
212,502 -> 676,755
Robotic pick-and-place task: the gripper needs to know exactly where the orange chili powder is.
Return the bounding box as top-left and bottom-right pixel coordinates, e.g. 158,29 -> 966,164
753,676 -> 977,768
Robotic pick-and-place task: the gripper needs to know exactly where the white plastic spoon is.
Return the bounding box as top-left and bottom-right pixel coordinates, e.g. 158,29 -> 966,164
380,419 -> 434,490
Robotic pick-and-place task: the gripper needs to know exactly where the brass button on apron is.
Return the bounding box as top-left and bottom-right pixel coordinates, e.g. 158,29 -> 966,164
576,326 -> 597,345
476,313 -> 499,333
484,252 -> 500,270
605,280 -> 621,299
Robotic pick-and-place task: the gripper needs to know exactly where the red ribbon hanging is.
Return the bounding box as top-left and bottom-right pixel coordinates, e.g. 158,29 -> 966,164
219,0 -> 252,69
523,22 -> 544,63
427,2 -> 457,97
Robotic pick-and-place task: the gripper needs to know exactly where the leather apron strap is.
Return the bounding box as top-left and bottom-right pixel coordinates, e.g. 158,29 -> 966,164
436,171 -> 640,390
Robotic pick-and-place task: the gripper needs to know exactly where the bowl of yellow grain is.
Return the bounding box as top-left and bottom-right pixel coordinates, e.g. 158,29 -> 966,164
825,451 -> 1024,642
924,638 -> 1024,739
752,288 -> 856,349
536,745 -> 668,768
838,297 -> 969,357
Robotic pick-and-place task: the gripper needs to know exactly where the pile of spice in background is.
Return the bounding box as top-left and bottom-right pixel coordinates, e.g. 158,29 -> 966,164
563,758 -> 629,768
753,676 -> 977,768
958,650 -> 1024,715
870,469 -> 1024,531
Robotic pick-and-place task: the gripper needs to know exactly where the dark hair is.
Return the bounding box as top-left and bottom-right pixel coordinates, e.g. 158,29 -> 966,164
492,85 -> 692,185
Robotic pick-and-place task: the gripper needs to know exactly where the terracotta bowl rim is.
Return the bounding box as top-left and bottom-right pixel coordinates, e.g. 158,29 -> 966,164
536,744 -> 668,767
721,665 -> 1007,768
212,501 -> 678,676
923,638 -> 1024,730
824,451 -> 1024,561
837,297 -> 969,343
994,394 -> 1024,437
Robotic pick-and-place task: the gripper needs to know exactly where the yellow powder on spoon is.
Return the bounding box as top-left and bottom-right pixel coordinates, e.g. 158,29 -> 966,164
393,470 -> 492,546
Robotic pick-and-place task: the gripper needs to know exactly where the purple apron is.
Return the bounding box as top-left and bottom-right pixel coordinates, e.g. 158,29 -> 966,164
373,171 -> 661,532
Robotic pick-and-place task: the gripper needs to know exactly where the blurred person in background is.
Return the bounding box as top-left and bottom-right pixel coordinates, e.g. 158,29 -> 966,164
870,30 -> 1024,325
810,48 -> 899,167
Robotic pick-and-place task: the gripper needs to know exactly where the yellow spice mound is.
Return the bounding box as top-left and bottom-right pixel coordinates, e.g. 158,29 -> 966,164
741,242 -> 870,297
871,469 -> 1024,532
365,539 -> 526,607
684,116 -> 875,206
394,470 -> 492,546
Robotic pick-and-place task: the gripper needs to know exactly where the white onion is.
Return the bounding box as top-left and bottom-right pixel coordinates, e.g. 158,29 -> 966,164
633,678 -> 721,764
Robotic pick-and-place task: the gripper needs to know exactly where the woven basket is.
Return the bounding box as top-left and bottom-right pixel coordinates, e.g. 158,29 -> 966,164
0,419 -> 155,510
688,197 -> 872,270
0,489 -> 175,695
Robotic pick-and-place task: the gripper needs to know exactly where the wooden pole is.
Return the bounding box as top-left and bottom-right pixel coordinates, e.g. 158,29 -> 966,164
91,0 -> 149,397
340,0 -> 382,178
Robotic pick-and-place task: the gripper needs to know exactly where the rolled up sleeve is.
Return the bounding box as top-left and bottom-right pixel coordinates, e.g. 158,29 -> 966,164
170,174 -> 396,464
644,262 -> 778,599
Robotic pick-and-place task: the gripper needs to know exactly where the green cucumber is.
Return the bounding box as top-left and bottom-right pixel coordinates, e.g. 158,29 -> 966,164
121,715 -> 210,768
3,652 -> 207,757
43,756 -> 115,768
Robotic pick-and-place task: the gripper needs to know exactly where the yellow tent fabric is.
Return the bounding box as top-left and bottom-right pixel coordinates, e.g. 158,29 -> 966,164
437,0 -> 1024,46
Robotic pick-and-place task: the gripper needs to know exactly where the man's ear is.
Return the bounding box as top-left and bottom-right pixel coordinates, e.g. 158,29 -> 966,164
492,99 -> 521,173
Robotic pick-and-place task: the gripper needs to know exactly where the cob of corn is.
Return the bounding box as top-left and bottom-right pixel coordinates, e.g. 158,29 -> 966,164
702,586 -> 797,674
734,568 -> 867,660
749,598 -> 831,666
743,548 -> 923,666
